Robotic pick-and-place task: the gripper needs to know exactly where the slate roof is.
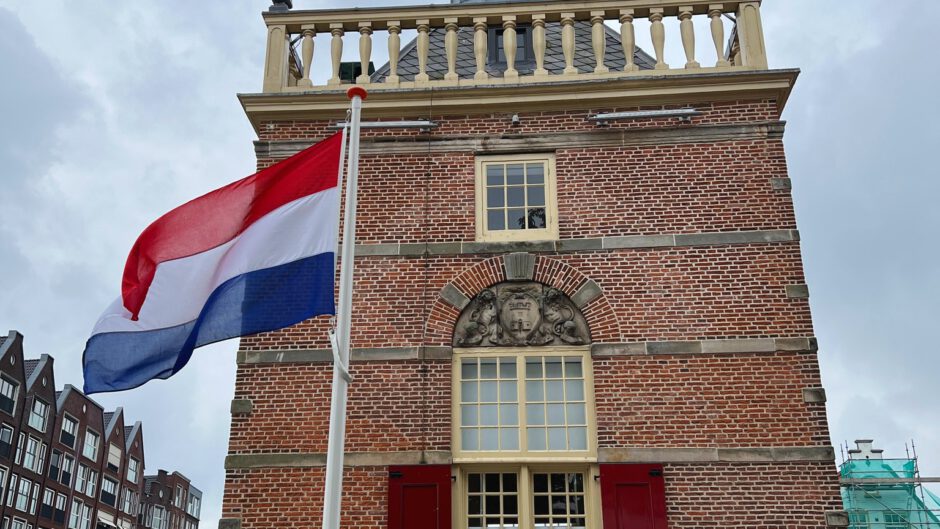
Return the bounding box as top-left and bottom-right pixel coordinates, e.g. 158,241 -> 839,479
0,337 -> 6,349
24,359 -> 40,380
124,426 -> 135,440
104,411 -> 115,429
144,475 -> 159,495
372,21 -> 655,82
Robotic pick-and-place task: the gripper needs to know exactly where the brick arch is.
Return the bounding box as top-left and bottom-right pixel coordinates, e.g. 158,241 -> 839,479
424,254 -> 621,346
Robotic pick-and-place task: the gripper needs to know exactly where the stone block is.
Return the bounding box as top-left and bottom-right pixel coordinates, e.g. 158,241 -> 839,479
701,338 -> 776,354
802,388 -> 827,403
570,280 -> 602,308
786,284 -> 810,298
555,238 -> 603,252
230,399 -> 253,416
504,253 -> 536,281
771,177 -> 792,191
826,511 -> 850,527
218,519 -> 241,529
647,341 -> 703,355
354,243 -> 399,256
440,283 -> 471,310
603,234 -> 674,249
591,343 -> 647,356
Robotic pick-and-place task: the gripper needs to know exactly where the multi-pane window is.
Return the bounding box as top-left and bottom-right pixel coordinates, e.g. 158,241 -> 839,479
0,467 -> 6,503
86,470 -> 97,497
40,489 -> 53,519
152,507 -> 165,529
27,400 -> 47,433
75,465 -> 89,495
107,443 -> 121,472
6,474 -> 15,507
60,455 -> 74,487
60,417 -> 77,448
457,353 -> 592,457
0,425 -> 12,458
532,473 -> 586,529
47,450 -> 61,481
81,431 -> 98,461
0,377 -> 16,415
466,473 -> 519,529
476,155 -> 557,242
55,493 -> 67,524
22,438 -> 38,473
127,458 -> 139,483
101,477 -> 118,507
68,500 -> 82,529
15,478 -> 29,512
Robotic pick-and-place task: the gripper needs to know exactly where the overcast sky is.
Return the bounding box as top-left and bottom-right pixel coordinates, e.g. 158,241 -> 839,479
1,1 -> 939,527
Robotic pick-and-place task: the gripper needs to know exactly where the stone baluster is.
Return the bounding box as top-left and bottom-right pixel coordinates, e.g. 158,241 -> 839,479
386,22 -> 401,83
298,26 -> 315,88
710,5 -> 732,67
503,16 -> 519,79
473,18 -> 489,80
736,1 -> 768,68
679,7 -> 700,69
590,12 -> 608,74
328,24 -> 344,85
445,18 -> 459,81
649,8 -> 669,70
533,15 -> 548,76
620,10 -> 638,72
561,13 -> 578,75
416,20 -> 430,83
356,22 -> 373,84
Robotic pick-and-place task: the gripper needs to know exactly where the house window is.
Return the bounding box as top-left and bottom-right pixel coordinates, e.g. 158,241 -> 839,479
126,458 -> 139,484
0,377 -> 16,415
48,450 -> 61,481
27,399 -> 47,433
100,477 -> 117,507
75,465 -> 89,495
488,25 -> 535,66
455,351 -> 593,457
0,425 -> 12,458
0,467 -> 6,503
69,500 -> 82,529
40,489 -> 53,519
6,474 -> 15,507
475,155 -> 558,242
60,417 -> 77,448
152,507 -> 165,529
454,348 -> 597,529
22,437 -> 44,473
15,477 -> 30,512
81,431 -> 98,461
55,493 -> 67,524
61,455 -> 74,487
107,443 -> 121,472
10,519 -> 24,529
85,470 -> 97,497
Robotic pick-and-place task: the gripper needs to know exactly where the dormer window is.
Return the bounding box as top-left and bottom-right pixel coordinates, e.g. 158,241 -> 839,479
488,25 -> 535,66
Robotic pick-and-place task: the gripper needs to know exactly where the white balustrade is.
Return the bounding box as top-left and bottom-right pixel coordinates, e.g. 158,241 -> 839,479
262,1 -> 769,92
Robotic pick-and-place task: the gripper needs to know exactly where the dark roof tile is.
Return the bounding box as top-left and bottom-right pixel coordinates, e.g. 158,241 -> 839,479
372,22 -> 655,82
23,359 -> 40,380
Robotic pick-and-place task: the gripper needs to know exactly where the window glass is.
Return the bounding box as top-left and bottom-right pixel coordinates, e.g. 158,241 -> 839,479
81,431 -> 98,461
27,400 -> 47,432
466,473 -> 518,529
460,357 -> 519,451
531,473 -> 587,529
0,377 -> 16,415
477,155 -> 556,243
127,458 -> 139,483
525,357 -> 587,451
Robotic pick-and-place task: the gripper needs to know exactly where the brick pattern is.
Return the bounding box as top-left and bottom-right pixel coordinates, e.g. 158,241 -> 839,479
226,95 -> 842,528
594,352 -> 831,448
229,361 -> 450,454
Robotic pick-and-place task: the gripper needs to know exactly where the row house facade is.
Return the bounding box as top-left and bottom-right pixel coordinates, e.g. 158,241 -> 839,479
0,331 -> 198,529
139,471 -> 201,529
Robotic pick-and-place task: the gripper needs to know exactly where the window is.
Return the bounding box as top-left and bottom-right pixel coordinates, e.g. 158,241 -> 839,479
75,465 -> 89,495
48,450 -> 61,481
0,425 -> 12,458
100,477 -> 117,507
15,477 -> 30,512
122,490 -> 137,516
10,519 -> 24,529
55,493 -> 67,524
152,507 -> 165,529
40,489 -> 53,519
126,458 -> 139,484
86,470 -> 97,497
61,455 -> 74,487
14,434 -> 23,465
0,467 -> 6,503
60,417 -> 77,448
174,485 -> 184,508
455,352 -> 593,457
27,399 -> 47,433
107,443 -> 121,473
475,155 -> 558,242
81,431 -> 98,461
29,482 -> 38,515
69,500 -> 82,529
186,495 -> 200,518
885,513 -> 909,529
0,377 -> 16,415
6,474 -> 15,507
488,25 -> 535,65
22,437 -> 38,473
80,503 -> 91,529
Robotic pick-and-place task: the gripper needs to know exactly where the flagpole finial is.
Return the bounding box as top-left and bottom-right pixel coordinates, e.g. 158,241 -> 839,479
347,86 -> 368,101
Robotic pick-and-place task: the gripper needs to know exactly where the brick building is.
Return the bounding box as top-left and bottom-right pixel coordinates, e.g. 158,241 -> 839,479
139,471 -> 201,529
222,0 -> 846,528
0,331 -> 199,529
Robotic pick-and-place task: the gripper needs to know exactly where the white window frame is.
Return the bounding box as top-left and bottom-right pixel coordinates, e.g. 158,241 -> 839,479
0,376 -> 17,416
126,458 -> 139,484
107,443 -> 121,471
101,477 -> 118,506
475,153 -> 559,243
14,477 -> 30,512
27,399 -> 47,433
81,430 -> 98,461
452,347 -> 596,462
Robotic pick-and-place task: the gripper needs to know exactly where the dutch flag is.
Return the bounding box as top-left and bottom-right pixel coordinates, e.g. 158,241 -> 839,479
82,133 -> 343,394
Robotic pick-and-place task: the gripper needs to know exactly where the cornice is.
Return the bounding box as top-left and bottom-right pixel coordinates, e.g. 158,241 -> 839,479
238,69 -> 799,134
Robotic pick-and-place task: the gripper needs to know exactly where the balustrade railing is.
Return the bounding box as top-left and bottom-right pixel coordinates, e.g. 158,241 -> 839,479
260,0 -> 768,93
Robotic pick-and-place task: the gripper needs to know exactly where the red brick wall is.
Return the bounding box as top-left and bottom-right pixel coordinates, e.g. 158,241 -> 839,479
224,97 -> 841,528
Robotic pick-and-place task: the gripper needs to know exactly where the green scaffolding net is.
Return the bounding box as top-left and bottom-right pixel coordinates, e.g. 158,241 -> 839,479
841,459 -> 940,528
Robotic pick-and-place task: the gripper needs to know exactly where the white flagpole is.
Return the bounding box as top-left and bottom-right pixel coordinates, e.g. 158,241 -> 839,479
323,86 -> 367,529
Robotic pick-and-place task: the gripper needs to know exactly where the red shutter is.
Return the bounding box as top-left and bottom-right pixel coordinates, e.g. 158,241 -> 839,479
388,465 -> 452,529
599,464 -> 668,529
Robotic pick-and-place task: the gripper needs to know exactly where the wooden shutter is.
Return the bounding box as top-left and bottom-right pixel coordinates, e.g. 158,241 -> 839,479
388,465 -> 451,529
599,464 -> 668,529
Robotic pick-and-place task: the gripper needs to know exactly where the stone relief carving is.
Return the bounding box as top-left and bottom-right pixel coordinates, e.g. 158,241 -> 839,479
454,282 -> 591,347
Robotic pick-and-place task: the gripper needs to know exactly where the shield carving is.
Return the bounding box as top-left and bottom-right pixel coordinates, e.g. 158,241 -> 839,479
499,289 -> 542,344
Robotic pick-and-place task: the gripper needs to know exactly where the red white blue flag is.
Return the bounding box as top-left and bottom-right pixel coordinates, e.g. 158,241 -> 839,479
83,133 -> 343,394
